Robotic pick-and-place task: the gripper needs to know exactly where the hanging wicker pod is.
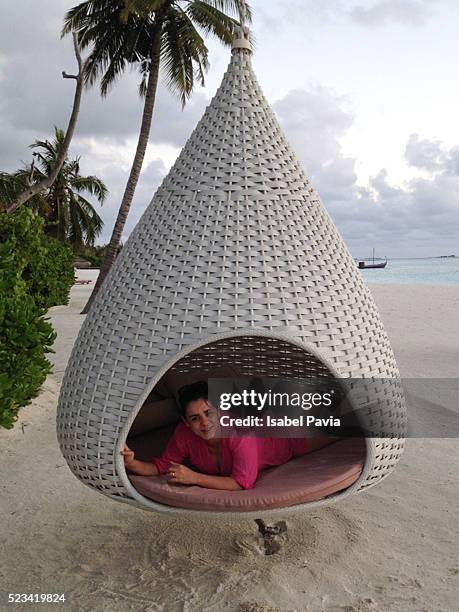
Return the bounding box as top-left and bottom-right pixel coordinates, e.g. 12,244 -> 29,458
57,34 -> 406,517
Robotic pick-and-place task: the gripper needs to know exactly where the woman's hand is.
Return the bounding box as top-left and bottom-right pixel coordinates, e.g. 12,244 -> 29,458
121,444 -> 136,470
167,462 -> 242,490
120,444 -> 159,476
167,462 -> 199,485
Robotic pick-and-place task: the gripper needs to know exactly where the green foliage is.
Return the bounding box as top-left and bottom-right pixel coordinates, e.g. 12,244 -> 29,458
0,208 -> 74,429
0,283 -> 56,429
63,0 -> 250,104
24,237 -> 75,309
0,128 -> 106,248
82,251 -> 103,267
78,244 -> 107,267
77,243 -> 123,268
0,207 -> 75,309
0,171 -> 35,211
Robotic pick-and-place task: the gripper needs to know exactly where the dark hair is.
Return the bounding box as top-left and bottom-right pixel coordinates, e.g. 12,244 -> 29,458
177,380 -> 208,417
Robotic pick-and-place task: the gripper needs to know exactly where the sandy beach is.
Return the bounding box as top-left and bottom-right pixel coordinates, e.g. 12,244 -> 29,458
1,271 -> 458,612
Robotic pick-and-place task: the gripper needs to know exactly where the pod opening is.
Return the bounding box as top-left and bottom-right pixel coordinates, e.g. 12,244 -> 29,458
126,335 -> 367,512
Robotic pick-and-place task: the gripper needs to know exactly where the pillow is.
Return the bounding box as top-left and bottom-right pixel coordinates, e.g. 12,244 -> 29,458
161,364 -> 242,403
129,398 -> 179,437
128,438 -> 365,512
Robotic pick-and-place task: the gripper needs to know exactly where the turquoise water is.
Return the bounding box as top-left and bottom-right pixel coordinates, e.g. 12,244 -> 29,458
357,257 -> 459,285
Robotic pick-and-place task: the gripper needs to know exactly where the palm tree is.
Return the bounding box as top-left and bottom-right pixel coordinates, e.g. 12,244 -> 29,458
5,34 -> 87,214
0,128 -> 106,248
62,0 -> 252,313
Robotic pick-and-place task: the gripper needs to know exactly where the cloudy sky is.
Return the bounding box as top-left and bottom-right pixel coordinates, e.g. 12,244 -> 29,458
1,0 -> 458,257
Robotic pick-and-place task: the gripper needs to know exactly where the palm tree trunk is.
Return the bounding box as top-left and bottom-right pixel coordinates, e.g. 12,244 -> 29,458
81,28 -> 162,315
6,34 -> 85,214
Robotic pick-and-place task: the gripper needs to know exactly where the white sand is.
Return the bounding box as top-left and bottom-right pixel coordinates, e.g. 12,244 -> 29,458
1,273 -> 458,612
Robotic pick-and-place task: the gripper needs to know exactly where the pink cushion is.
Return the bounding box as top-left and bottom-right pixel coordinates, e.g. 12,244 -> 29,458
128,438 -> 365,512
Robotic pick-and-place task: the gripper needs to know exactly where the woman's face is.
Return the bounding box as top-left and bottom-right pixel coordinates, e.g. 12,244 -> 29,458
184,398 -> 219,440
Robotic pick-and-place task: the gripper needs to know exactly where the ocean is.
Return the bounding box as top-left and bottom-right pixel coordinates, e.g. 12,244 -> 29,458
357,257 -> 459,285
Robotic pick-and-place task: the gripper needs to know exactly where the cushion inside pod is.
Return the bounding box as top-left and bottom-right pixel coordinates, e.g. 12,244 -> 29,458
128,398 -> 179,437
127,437 -> 365,512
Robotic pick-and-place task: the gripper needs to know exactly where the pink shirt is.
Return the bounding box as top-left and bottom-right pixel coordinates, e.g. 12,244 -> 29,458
152,423 -> 309,489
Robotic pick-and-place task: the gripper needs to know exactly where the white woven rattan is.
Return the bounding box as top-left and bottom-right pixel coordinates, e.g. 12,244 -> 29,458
56,36 -> 406,516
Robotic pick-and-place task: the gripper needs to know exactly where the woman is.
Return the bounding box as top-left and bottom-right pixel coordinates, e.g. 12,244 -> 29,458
122,381 -> 334,491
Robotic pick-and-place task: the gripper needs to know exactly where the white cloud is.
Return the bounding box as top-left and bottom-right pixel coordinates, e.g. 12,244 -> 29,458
350,0 -> 432,27
273,87 -> 354,174
273,86 -> 459,257
405,133 -> 447,171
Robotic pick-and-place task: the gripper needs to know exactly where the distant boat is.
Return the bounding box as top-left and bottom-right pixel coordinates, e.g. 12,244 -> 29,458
358,249 -> 387,270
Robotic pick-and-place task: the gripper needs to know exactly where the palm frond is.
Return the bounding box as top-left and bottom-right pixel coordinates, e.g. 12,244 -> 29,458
63,0 -> 246,100
161,6 -> 209,105
68,191 -> 104,245
28,128 -> 68,176
62,1 -> 125,41
197,0 -> 253,22
186,0 -> 240,46
74,194 -> 104,232
29,139 -> 55,158
120,0 -> 165,22
2,124 -> 105,246
85,22 -> 151,94
71,175 -> 108,202
63,0 -> 153,94
67,191 -> 85,245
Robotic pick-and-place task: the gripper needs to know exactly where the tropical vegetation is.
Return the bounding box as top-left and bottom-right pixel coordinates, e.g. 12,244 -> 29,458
0,0 -> 251,428
62,0 -> 251,313
0,209 -> 74,429
0,128 -> 106,249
